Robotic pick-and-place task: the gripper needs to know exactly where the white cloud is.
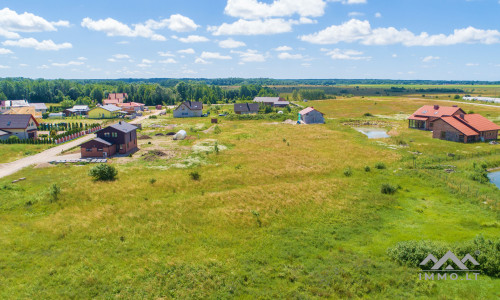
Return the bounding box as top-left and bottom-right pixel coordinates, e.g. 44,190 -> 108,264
278,52 -> 303,59
195,58 -> 210,64
0,65 -> 10,69
142,59 -> 154,64
348,12 -> 364,17
19,63 -> 28,67
145,14 -> 199,32
81,17 -> 166,41
330,0 -> 367,4
224,0 -> 327,19
466,63 -> 479,66
375,12 -> 382,18
77,56 -> 87,60
231,49 -> 266,62
178,48 -> 195,54
301,63 -> 311,67
325,48 -> 371,60
300,19 -> 500,46
113,54 -> 130,59
219,38 -> 246,48
0,48 -> 13,55
392,53 -> 397,58
209,18 -> 293,35
422,55 -> 439,62
200,51 -> 232,60
177,35 -> 209,43
117,40 -> 129,44
0,8 -> 69,37
137,63 -> 151,68
159,58 -> 177,64
107,58 -> 117,62
274,45 -> 292,51
158,51 -> 175,57
3,38 -> 72,51
37,64 -> 49,69
52,60 -> 84,67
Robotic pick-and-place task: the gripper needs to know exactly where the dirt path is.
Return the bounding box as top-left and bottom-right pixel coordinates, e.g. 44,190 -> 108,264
0,109 -> 162,179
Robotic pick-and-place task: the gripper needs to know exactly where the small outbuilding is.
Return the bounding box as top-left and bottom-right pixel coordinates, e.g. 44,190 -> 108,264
298,107 -> 325,124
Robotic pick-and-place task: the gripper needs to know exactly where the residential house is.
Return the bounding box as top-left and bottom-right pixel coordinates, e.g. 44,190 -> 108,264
80,121 -> 138,158
88,104 -> 124,119
6,106 -> 41,119
64,105 -> 90,117
253,97 -> 290,107
234,103 -> 259,114
173,101 -> 203,118
408,105 -> 465,130
30,103 -> 48,114
103,93 -> 128,105
298,107 -> 325,124
117,102 -> 145,114
0,114 -> 38,139
432,114 -> 500,143
1,100 -> 30,113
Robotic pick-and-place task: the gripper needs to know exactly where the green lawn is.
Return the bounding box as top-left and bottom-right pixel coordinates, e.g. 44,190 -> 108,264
0,99 -> 499,298
0,143 -> 52,163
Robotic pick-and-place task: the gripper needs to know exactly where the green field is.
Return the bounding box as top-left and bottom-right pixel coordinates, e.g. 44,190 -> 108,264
0,97 -> 499,298
0,143 -> 53,164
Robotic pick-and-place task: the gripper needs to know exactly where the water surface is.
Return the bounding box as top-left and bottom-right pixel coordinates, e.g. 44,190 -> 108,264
354,127 -> 390,139
488,171 -> 500,189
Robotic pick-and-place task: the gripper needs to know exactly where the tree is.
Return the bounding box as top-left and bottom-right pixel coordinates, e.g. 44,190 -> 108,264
89,164 -> 118,181
90,87 -> 104,103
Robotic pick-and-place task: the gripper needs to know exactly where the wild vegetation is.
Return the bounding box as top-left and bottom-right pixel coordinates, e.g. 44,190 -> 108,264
0,93 -> 499,298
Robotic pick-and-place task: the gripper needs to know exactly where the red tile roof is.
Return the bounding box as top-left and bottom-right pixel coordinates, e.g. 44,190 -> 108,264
412,105 -> 464,118
440,116 -> 478,136
299,107 -> 323,115
408,115 -> 427,121
460,114 -> 500,132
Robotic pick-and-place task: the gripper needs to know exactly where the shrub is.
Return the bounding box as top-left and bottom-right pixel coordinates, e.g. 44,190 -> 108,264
49,183 -> 60,202
88,164 -> 118,181
375,162 -> 386,169
364,166 -> 371,172
190,171 -> 200,181
149,178 -> 156,184
363,112 -> 373,117
214,126 -> 222,134
343,167 -> 353,177
381,183 -> 397,194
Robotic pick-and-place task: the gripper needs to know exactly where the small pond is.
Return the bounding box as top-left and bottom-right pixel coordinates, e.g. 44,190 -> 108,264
488,171 -> 500,189
354,127 -> 390,139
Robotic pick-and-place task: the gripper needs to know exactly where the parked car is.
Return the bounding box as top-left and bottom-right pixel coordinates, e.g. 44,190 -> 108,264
218,113 -> 227,116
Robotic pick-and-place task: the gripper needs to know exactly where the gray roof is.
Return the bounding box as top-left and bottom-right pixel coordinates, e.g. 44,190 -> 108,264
100,104 -> 122,112
253,97 -> 281,102
72,105 -> 89,111
0,114 -> 34,129
234,103 -> 259,112
178,101 -> 202,111
107,122 -> 137,133
3,100 -> 29,107
30,103 -> 47,110
92,138 -> 113,146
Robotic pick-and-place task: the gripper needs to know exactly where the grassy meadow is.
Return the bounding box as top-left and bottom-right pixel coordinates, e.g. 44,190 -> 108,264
0,97 -> 499,298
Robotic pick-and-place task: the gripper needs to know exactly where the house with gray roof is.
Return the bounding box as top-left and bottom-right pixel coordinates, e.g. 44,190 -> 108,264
80,121 -> 138,158
173,101 -> 203,118
253,97 -> 289,107
234,103 -> 259,114
0,114 -> 39,139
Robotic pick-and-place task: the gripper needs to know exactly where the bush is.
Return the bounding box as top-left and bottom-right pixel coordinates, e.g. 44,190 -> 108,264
343,167 -> 352,177
214,125 -> 222,134
381,183 -> 397,194
363,112 -> 373,117
364,166 -> 371,172
375,162 -> 386,169
49,183 -> 60,202
88,164 -> 118,181
190,171 -> 200,181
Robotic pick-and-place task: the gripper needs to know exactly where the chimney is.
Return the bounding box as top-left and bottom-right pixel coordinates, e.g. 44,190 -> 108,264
434,105 -> 439,110
460,114 -> 465,119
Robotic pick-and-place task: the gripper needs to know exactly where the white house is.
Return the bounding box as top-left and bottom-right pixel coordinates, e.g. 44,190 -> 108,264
299,107 -> 325,124
0,114 -> 39,139
30,103 -> 48,114
173,101 -> 203,118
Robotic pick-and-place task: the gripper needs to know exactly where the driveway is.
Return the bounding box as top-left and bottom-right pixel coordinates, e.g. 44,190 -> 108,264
0,109 -> 163,179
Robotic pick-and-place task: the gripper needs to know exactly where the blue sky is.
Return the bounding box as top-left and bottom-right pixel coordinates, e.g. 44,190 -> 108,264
0,0 -> 500,80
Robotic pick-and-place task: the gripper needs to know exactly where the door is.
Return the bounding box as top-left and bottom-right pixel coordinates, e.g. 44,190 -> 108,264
103,152 -> 107,158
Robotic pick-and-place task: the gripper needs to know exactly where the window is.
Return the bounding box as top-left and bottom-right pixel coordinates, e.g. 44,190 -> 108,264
440,131 -> 446,139
86,148 -> 92,152
120,144 -> 123,150
112,132 -> 117,138
104,132 -> 110,137
97,148 -> 103,151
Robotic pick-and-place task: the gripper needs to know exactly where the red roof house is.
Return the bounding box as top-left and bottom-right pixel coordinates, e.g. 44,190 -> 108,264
408,105 -> 465,130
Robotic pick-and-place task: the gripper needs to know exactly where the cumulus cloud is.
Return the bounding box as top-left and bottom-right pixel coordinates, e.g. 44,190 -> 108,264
0,48 -> 13,55
300,19 -> 500,46
422,56 -> 439,62
375,12 -> 382,18
113,54 -> 130,59
158,51 -> 175,57
200,51 -> 232,60
81,17 -> 165,41
209,18 -> 293,35
3,38 -> 72,51
178,48 -> 195,54
324,48 -> 371,60
159,58 -> 177,63
348,12 -> 364,17
0,65 -> 10,69
274,45 -> 293,51
466,63 -> 478,66
52,60 -> 84,67
278,52 -> 303,59
231,49 -> 266,62
0,8 -> 69,37
224,0 -> 327,19
330,0 -> 367,4
176,35 -> 209,43
195,58 -> 210,64
142,59 -> 154,64
145,14 -> 199,32
219,38 -> 246,48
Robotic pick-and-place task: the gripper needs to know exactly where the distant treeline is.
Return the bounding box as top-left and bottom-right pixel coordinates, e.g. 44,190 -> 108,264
0,78 -> 277,106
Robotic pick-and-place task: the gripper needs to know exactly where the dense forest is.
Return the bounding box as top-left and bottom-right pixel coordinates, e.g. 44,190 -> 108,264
0,78 -> 278,107
0,77 -> 493,107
